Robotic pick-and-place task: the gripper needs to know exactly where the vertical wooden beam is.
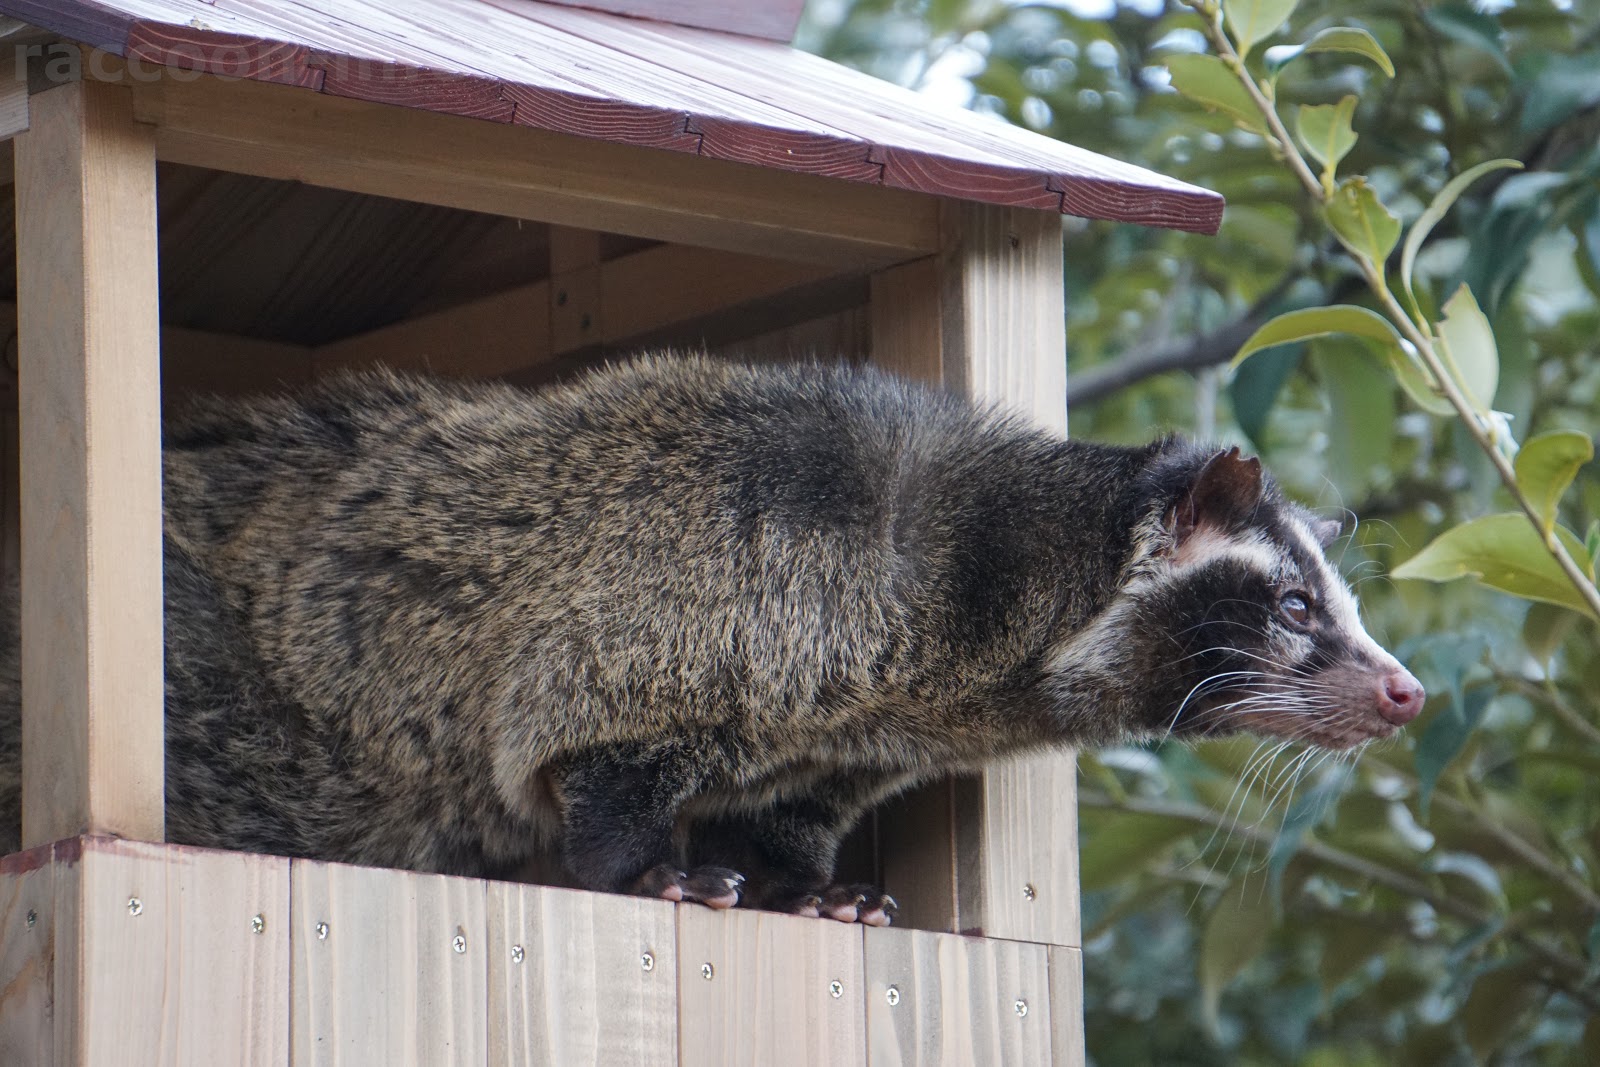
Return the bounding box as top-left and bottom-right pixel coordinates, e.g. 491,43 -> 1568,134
15,80 -> 164,847
870,203 -> 1081,950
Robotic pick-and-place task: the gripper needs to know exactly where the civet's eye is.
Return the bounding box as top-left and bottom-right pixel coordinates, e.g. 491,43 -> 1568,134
1280,591 -> 1311,626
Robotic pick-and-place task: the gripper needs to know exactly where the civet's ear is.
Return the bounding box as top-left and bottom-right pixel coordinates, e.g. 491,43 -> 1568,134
1312,517 -> 1343,548
1170,446 -> 1264,547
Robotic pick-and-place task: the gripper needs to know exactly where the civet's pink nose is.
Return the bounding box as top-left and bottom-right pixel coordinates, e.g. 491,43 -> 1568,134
1377,669 -> 1425,725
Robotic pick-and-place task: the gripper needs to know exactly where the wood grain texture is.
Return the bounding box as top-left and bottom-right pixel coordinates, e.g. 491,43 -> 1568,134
125,25 -> 324,89
485,881 -> 676,1066
75,837 -> 291,1066
712,305 -> 871,368
868,203 -> 1080,946
15,79 -> 164,848
0,45 -> 27,140
0,841 -> 59,1064
291,860 -> 488,1065
315,280 -> 551,378
863,926 -> 1053,1066
313,242 -> 841,377
536,0 -> 806,42
1049,945 -> 1086,1067
678,907 -> 867,1067
128,74 -> 940,268
868,257 -> 943,384
942,202 -> 1079,947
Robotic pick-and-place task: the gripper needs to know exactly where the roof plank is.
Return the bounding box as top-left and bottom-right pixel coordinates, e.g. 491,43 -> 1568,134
532,0 -> 805,43
1,0 -> 1224,233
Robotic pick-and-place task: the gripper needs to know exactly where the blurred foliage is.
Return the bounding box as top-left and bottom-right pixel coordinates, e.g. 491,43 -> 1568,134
801,1 -> 1600,1063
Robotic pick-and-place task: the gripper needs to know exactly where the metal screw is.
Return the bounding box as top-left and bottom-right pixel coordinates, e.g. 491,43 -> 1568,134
885,986 -> 901,1007
315,921 -> 330,941
641,952 -> 655,972
511,945 -> 525,964
127,897 -> 143,916
25,909 -> 37,929
700,962 -> 714,981
1014,999 -> 1029,1018
452,933 -> 467,954
250,914 -> 266,934
829,980 -> 844,999
580,312 -> 593,331
1022,884 -> 1037,902
556,290 -> 569,307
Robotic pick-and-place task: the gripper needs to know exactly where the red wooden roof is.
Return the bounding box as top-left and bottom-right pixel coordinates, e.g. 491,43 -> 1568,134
2,0 -> 1224,234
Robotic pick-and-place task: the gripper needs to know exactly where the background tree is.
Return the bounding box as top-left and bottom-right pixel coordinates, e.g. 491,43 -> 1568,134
800,1 -> 1600,1062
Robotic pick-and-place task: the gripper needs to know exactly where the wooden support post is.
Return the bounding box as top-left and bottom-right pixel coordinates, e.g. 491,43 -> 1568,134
15,80 -> 164,847
869,202 -> 1081,949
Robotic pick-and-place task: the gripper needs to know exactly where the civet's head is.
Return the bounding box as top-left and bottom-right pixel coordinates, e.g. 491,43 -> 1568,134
1115,444 -> 1424,750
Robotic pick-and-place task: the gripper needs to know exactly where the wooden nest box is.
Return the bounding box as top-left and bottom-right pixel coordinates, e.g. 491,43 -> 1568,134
0,0 -> 1221,1063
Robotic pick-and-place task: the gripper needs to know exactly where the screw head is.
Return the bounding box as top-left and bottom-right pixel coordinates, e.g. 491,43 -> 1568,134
1014,999 -> 1029,1018
1022,883 -> 1037,902
511,945 -> 526,964
25,909 -> 37,929
885,986 -> 901,1007
640,951 -> 655,972
452,933 -> 467,954
315,921 -> 330,941
127,897 -> 143,916
700,962 -> 714,981
829,980 -> 844,999
250,914 -> 266,935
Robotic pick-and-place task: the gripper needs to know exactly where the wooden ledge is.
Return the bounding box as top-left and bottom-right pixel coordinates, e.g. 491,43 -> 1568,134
0,836 -> 1086,1064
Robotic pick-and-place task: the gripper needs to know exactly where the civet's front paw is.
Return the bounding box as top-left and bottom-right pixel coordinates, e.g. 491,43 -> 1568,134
633,863 -> 744,909
779,884 -> 898,926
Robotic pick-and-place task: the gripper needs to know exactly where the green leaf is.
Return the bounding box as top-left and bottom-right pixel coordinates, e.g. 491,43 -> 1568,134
1587,519 -> 1600,565
1513,430 -> 1593,534
1229,304 -> 1459,416
1415,688 -> 1490,816
1315,339 -> 1393,494
1520,50 -> 1600,134
1390,348 -> 1457,416
1199,875 -> 1274,1034
1221,0 -> 1297,59
1434,284 -> 1498,411
1325,177 -> 1401,266
1315,911 -> 1393,994
1400,159 -> 1524,313
1522,602 -> 1578,668
1295,97 -> 1358,190
1299,26 -> 1393,76
1231,305 -> 1401,366
1266,27 -> 1395,79
1391,514 -> 1600,620
1079,811 -> 1198,890
1165,53 -> 1270,136
1229,344 -> 1301,448
1463,962 -> 1544,1061
1425,1 -> 1510,73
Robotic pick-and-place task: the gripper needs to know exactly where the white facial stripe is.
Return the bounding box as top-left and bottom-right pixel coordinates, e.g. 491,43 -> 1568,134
1285,516 -> 1393,665
1172,527 -> 1283,577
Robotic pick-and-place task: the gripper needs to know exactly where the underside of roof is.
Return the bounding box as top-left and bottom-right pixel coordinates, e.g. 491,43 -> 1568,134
0,0 -> 1224,234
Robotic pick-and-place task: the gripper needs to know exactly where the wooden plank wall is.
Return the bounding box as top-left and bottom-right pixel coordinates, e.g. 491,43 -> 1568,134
0,838 -> 1087,1065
